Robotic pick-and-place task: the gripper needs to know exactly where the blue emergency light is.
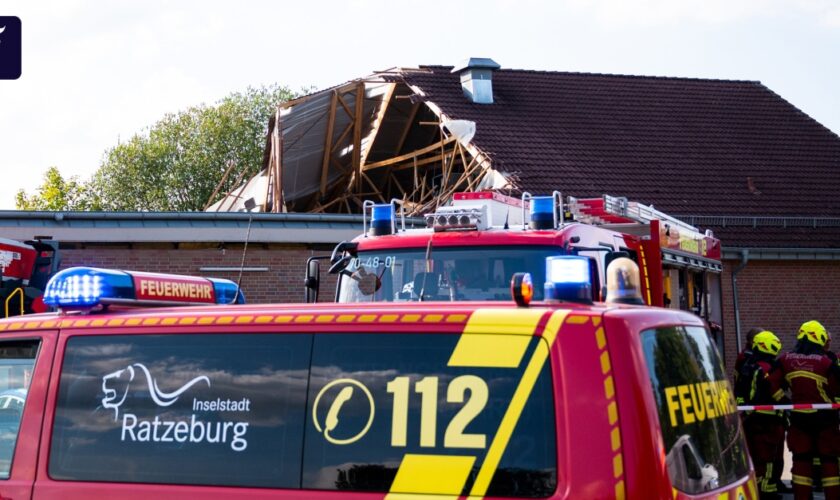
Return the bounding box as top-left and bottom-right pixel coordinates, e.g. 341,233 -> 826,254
208,278 -> 245,305
43,267 -> 245,309
544,256 -> 593,303
530,196 -> 555,230
369,203 -> 395,236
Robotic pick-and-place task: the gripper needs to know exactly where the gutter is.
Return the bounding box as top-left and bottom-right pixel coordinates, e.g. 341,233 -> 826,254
722,247 -> 840,261
0,211 -> 366,224
731,249 -> 750,352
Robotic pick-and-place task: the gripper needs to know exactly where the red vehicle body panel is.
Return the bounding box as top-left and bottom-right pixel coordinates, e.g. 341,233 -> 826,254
0,239 -> 36,283
0,302 -> 753,499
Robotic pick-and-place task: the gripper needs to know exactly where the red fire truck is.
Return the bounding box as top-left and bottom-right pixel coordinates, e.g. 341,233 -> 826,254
308,192 -> 724,342
0,237 -> 60,317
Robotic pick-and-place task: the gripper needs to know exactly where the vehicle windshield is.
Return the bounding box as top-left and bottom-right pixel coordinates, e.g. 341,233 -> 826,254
338,246 -> 565,302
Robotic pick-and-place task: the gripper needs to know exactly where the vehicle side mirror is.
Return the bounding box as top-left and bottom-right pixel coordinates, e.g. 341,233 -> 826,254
330,241 -> 359,265
328,255 -> 353,275
304,258 -> 320,303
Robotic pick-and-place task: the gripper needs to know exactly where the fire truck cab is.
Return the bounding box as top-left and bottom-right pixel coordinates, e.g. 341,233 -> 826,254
0,262 -> 755,499
311,192 -> 724,343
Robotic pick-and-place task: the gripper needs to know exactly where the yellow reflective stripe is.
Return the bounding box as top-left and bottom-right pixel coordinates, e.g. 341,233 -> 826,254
772,389 -> 785,401
386,454 -> 475,497
466,309 -> 570,499
786,370 -> 831,403
448,334 -> 531,368
461,308 -> 547,336
823,476 -> 840,487
760,463 -> 777,492
785,370 -> 828,384
792,474 -> 813,486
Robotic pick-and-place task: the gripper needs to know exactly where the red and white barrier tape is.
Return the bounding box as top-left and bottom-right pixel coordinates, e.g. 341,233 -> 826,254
737,403 -> 840,411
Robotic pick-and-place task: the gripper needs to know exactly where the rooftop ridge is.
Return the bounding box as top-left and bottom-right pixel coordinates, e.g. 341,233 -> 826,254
415,64 -> 761,85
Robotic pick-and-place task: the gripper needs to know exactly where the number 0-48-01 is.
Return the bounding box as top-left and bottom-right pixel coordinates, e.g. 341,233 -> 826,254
386,375 -> 488,449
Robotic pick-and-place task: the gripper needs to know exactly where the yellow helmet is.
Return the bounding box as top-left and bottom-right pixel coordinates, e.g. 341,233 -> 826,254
753,330 -> 782,356
798,320 -> 828,347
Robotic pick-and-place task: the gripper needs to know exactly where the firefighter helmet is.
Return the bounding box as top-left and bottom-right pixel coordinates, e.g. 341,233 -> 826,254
752,330 -> 781,356
798,320 -> 828,347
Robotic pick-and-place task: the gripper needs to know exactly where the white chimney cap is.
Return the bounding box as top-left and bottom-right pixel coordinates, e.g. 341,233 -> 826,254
451,58 -> 501,74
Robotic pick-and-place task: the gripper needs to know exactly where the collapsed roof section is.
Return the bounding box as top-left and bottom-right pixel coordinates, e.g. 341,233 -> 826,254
208,68 -> 509,214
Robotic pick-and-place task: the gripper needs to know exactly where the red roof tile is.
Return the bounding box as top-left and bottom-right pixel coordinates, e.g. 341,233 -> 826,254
400,67 -> 840,247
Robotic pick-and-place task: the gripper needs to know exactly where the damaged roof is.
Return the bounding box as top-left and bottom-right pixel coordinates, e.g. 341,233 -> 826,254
246,63 -> 839,248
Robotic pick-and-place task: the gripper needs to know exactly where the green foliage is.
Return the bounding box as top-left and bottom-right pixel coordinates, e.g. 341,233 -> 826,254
94,84 -> 297,211
17,84 -> 299,211
15,167 -> 101,210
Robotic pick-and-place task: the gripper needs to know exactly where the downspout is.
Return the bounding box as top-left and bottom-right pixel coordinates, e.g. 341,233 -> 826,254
731,248 -> 750,352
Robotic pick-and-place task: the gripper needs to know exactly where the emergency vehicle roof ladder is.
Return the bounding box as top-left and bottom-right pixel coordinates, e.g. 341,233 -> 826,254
568,194 -> 709,237
568,194 -> 721,272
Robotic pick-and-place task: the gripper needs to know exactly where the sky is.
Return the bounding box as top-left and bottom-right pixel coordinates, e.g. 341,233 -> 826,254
0,0 -> 838,209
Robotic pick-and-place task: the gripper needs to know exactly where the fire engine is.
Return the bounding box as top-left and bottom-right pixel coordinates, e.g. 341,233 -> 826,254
307,192 -> 724,338
0,237 -> 60,317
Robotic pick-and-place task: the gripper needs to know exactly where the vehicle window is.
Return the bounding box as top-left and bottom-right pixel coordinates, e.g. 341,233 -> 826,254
0,340 -> 39,479
339,246 -> 564,303
49,334 -> 311,488
302,333 -> 556,498
641,326 -> 749,494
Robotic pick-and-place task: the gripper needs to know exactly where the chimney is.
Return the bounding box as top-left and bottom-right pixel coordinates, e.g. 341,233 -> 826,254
451,57 -> 500,104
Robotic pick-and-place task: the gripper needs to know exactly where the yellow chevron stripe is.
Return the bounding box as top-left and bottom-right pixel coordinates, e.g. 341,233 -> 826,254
462,308 -> 547,336
385,454 -> 475,497
466,309 -> 569,499
448,334 -> 531,368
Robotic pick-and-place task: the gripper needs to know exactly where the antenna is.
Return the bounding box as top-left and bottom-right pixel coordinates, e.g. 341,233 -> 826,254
233,214 -> 254,304
419,239 -> 433,301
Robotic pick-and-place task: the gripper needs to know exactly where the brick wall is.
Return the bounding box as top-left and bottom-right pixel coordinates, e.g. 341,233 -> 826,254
721,259 -> 840,369
60,244 -> 338,304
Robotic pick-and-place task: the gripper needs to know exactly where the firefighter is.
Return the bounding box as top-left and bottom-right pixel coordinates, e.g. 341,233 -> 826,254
734,330 -> 786,499
780,320 -> 840,500
734,327 -> 766,375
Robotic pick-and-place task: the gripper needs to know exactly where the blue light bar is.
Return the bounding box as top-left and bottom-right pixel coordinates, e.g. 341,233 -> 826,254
43,266 -> 245,309
369,203 -> 395,236
43,267 -> 134,307
544,256 -> 592,303
209,278 -> 245,305
530,196 -> 555,230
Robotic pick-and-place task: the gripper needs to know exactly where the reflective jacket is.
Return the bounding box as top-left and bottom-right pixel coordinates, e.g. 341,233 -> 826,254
734,352 -> 785,416
780,341 -> 840,413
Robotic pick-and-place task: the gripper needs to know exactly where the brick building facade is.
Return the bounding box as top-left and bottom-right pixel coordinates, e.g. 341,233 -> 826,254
0,211 -> 357,306
58,244 -> 338,305
720,258 -> 840,368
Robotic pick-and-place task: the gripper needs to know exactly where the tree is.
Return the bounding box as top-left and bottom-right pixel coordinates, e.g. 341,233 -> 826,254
16,84 -> 299,211
15,167 -> 101,210
92,84 -> 297,211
